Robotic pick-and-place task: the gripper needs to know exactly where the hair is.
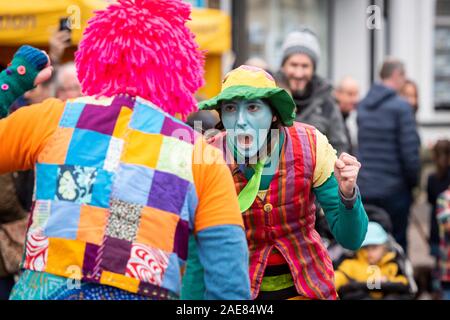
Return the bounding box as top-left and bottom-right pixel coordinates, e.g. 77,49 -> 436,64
379,58 -> 405,80
75,0 -> 205,119
55,62 -> 77,87
433,139 -> 450,179
401,79 -> 419,110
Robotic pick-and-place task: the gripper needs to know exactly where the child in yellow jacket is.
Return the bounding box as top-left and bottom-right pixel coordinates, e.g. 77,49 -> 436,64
334,222 -> 410,299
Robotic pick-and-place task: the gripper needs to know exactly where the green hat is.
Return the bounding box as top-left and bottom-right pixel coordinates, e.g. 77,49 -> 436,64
199,65 -> 296,126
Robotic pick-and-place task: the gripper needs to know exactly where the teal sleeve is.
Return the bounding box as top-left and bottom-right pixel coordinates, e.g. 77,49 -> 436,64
0,45 -> 48,117
181,234 -> 206,300
313,174 -> 368,250
181,225 -> 251,300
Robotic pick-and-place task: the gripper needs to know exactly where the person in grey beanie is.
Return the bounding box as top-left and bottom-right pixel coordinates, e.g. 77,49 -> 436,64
275,27 -> 349,155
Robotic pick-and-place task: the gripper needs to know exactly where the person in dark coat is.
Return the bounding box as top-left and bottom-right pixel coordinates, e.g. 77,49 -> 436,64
357,58 -> 421,254
275,27 -> 349,155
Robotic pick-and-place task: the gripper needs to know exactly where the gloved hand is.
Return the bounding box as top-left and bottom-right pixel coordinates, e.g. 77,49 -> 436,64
0,45 -> 53,117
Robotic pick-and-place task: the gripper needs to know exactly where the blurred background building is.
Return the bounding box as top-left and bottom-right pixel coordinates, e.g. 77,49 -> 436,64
1,0 -> 449,144
220,0 -> 449,146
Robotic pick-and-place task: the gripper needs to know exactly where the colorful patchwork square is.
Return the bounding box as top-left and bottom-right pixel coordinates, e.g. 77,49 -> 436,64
82,243 -> 101,282
77,205 -> 109,245
35,164 -> 58,200
76,102 -> 122,136
29,200 -> 51,233
129,99 -> 165,134
90,169 -> 114,208
112,164 -> 154,206
147,171 -> 189,215
173,219 -> 189,261
55,165 -> 97,203
161,253 -> 182,294
100,271 -> 140,293
104,137 -> 124,172
125,243 -> 169,286
112,107 -> 133,138
105,199 -> 143,242
44,201 -> 81,240
59,102 -> 86,128
121,130 -> 163,169
111,94 -> 136,110
161,117 -> 195,144
66,129 -> 111,168
45,238 -> 86,278
136,207 -> 180,252
100,236 -> 132,274
23,232 -> 48,272
37,127 -> 74,165
156,136 -> 194,182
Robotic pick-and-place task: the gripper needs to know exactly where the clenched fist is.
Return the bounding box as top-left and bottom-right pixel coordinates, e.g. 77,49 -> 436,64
334,153 -> 361,198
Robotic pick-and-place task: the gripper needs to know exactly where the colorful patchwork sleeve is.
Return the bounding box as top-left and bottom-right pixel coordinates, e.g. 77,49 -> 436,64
312,129 -> 337,188
0,98 -> 65,174
313,174 -> 368,251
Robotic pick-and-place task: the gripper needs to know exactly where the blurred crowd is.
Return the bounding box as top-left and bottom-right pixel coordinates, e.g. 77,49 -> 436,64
1,25 -> 449,300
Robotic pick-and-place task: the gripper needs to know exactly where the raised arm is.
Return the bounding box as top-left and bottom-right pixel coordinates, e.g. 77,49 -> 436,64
0,46 -> 63,174
0,45 -> 52,117
313,130 -> 368,250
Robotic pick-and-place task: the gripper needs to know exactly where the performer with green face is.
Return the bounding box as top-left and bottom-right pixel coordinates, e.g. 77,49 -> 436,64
182,65 -> 368,300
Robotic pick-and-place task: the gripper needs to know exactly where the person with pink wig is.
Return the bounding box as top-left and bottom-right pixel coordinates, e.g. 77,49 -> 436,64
0,0 -> 250,300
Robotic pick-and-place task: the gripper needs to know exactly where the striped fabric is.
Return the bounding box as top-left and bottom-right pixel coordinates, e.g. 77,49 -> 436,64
222,122 -> 337,300
22,95 -> 199,299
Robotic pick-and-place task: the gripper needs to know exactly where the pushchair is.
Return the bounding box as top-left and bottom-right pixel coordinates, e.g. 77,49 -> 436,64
316,204 -> 418,300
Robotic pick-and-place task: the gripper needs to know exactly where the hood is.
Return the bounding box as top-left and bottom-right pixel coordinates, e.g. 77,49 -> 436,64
360,83 -> 397,110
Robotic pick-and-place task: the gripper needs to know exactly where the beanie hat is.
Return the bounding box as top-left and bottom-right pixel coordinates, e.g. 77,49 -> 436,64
362,222 -> 388,247
75,0 -> 205,119
281,27 -> 321,67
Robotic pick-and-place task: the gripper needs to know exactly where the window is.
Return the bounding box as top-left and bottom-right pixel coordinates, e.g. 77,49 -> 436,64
434,0 -> 450,110
247,0 -> 330,76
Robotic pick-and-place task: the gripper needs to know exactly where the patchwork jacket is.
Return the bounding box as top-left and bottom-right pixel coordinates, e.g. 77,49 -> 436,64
0,95 -> 250,299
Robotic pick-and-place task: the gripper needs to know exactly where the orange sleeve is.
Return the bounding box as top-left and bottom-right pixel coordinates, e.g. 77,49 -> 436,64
192,138 -> 244,233
0,98 -> 65,173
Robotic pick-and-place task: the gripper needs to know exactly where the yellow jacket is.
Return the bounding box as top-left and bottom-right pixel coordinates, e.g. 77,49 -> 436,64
334,249 -> 408,298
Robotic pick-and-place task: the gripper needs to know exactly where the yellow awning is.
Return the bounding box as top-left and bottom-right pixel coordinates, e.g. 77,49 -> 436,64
0,0 -> 231,53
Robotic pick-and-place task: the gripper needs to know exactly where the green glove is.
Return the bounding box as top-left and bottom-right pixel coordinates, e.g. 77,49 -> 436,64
0,45 -> 49,117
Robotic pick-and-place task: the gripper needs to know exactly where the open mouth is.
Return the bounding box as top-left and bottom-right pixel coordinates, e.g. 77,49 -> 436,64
237,134 -> 254,148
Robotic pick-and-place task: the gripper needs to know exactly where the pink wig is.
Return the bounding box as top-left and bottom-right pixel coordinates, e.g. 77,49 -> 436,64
75,0 -> 205,118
